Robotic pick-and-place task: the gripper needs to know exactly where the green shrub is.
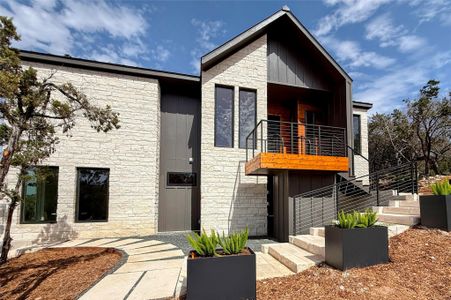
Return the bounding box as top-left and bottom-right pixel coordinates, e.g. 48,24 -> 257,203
336,209 -> 378,229
219,227 -> 249,255
431,180 -> 451,195
186,229 -> 220,257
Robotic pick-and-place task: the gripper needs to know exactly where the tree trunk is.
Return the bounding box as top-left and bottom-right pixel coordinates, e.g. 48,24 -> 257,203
0,126 -> 22,189
0,171 -> 23,264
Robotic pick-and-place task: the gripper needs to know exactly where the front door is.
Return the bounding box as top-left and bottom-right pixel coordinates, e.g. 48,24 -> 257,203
159,92 -> 200,232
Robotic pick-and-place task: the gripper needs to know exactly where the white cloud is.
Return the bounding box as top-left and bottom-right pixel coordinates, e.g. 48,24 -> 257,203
405,0 -> 451,26
322,37 -> 395,69
315,0 -> 391,36
365,13 -> 426,53
0,0 -> 167,67
190,18 -> 226,73
354,51 -> 451,113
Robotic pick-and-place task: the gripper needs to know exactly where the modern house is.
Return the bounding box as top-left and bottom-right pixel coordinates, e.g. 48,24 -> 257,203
1,7 -> 374,246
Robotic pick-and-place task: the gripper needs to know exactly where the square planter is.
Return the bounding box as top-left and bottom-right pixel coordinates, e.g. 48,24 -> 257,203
187,247 -> 256,300
325,225 -> 389,270
420,195 -> 451,231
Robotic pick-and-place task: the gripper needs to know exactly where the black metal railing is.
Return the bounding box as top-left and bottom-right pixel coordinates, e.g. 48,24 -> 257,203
245,120 -> 347,162
347,145 -> 370,176
291,162 -> 418,234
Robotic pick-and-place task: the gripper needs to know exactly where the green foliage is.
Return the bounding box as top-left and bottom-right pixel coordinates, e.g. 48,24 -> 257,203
186,228 -> 249,257
337,209 -> 378,229
431,180 -> 451,195
186,229 -> 220,257
219,227 -> 248,255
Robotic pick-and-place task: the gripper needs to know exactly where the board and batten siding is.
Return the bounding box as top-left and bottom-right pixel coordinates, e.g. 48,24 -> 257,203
1,62 -> 160,246
267,33 -> 332,91
201,35 -> 268,236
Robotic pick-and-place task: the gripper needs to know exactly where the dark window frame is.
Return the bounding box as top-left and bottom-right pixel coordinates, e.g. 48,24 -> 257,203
167,172 -> 197,187
20,166 -> 59,224
353,114 -> 362,154
75,167 -> 110,223
238,87 -> 257,149
214,84 -> 235,148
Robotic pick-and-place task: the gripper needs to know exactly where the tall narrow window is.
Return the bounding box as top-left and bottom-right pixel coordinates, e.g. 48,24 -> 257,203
22,166 -> 58,223
353,114 -> 361,153
215,85 -> 234,147
76,168 -> 109,222
239,89 -> 256,149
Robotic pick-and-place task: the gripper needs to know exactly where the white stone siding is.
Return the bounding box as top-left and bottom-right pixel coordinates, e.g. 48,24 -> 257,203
201,35 -> 268,236
353,107 -> 370,179
1,63 -> 160,244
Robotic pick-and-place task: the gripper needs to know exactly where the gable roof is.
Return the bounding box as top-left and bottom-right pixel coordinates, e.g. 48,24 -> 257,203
201,7 -> 352,82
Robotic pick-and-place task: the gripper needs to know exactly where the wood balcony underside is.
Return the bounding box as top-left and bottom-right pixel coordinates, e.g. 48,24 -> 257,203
245,153 -> 349,175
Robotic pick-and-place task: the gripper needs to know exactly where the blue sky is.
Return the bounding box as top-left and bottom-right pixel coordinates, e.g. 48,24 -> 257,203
1,0 -> 450,113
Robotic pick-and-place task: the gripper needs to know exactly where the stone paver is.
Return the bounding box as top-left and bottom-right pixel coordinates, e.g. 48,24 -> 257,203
256,252 -> 294,280
120,240 -> 163,250
79,238 -> 119,247
115,258 -> 184,274
100,238 -> 143,248
127,249 -> 184,263
79,272 -> 142,300
127,268 -> 181,300
52,239 -> 91,248
125,243 -> 177,256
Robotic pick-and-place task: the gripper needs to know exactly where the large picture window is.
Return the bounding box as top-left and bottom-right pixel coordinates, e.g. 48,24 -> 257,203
76,168 -> 109,222
239,89 -> 256,149
215,85 -> 234,147
21,166 -> 58,223
353,114 -> 361,153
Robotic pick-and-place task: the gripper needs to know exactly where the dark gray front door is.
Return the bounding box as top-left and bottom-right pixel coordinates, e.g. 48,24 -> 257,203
159,91 -> 200,232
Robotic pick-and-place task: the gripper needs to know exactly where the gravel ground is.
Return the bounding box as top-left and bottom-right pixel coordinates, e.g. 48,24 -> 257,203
257,227 -> 451,300
0,247 -> 122,300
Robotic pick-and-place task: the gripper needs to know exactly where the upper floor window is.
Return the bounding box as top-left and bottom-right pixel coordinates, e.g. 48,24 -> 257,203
76,168 -> 109,222
215,85 -> 234,147
21,166 -> 58,223
353,114 -> 361,153
239,89 -> 256,149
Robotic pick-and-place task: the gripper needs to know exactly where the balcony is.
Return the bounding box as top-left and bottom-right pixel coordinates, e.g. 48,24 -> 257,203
245,120 -> 349,175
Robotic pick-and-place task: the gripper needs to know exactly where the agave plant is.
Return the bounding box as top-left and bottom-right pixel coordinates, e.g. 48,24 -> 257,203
218,227 -> 249,255
431,180 -> 451,196
186,229 -> 220,257
337,209 -> 378,229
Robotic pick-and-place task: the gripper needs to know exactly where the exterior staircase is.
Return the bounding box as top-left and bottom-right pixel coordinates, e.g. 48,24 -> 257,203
262,192 -> 420,274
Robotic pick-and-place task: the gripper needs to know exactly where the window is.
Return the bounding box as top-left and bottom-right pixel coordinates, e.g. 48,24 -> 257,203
353,114 -> 361,153
215,85 -> 234,147
167,172 -> 197,186
76,168 -> 109,222
239,89 -> 256,149
21,167 -> 58,223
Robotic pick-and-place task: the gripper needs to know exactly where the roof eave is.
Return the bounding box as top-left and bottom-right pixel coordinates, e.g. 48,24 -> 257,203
353,101 -> 373,110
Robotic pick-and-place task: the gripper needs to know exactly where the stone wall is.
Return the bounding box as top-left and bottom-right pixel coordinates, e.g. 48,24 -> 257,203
1,63 -> 160,245
353,107 -> 370,179
201,35 -> 268,236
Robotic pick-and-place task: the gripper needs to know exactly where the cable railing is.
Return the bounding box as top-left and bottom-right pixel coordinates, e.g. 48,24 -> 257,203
291,162 -> 418,234
245,120 -> 347,162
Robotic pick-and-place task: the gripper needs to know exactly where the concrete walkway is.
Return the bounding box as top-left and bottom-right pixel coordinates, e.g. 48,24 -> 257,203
51,236 -> 291,300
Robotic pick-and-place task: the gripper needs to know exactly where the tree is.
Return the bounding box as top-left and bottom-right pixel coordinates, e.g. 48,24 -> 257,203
368,80 -> 450,176
0,17 -> 120,264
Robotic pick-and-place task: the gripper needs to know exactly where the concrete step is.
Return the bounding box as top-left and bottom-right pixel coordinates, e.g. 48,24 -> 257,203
256,252 -> 294,280
391,194 -> 416,201
266,243 -> 323,273
289,235 -> 325,257
388,200 -> 419,208
377,213 -> 420,225
309,227 -> 325,237
373,206 -> 420,215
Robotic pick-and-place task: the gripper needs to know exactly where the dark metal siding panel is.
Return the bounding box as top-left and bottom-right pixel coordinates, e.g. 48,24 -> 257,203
159,88 -> 201,232
267,34 -> 333,91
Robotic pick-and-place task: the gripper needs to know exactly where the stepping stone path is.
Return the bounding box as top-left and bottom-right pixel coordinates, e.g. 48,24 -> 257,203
52,237 -> 293,299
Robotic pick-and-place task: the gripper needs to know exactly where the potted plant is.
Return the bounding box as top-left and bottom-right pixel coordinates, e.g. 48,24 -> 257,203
325,209 -> 388,270
420,180 -> 451,231
186,228 -> 256,300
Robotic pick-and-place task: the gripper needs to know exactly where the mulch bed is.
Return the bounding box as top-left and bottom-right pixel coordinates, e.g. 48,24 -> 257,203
0,247 -> 122,300
257,228 -> 451,300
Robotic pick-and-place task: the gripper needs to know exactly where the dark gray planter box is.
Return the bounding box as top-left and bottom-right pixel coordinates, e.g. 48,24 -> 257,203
420,195 -> 451,231
187,247 -> 256,300
325,225 -> 389,270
